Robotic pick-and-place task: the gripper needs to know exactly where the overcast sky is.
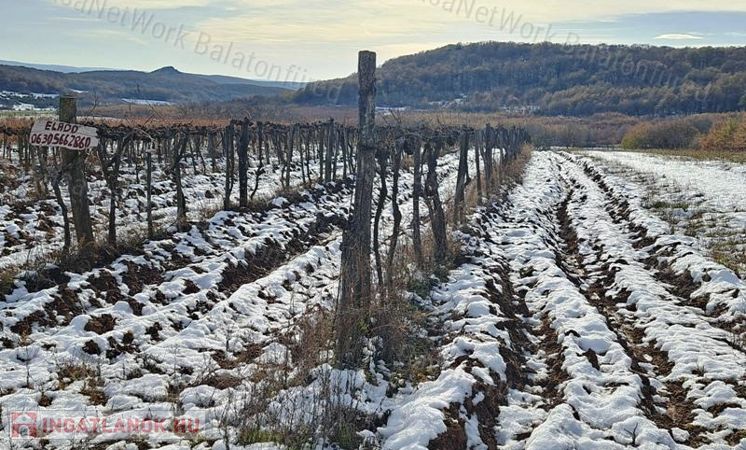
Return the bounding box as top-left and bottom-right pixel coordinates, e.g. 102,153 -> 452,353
3,0 -> 746,83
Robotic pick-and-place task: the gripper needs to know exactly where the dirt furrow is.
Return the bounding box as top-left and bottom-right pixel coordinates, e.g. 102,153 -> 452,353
557,178 -> 706,445
567,152 -> 746,336
483,154 -> 676,448
1,181 -> 353,344
556,151 -> 746,446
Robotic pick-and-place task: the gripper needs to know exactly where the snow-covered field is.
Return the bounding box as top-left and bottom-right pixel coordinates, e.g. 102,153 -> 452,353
372,152 -> 745,449
0,150 -> 471,449
580,150 -> 746,275
0,91 -> 57,112
0,157 -> 318,270
1,149 -> 745,449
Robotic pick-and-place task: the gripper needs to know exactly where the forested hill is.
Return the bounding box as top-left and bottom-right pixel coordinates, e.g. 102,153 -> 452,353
0,64 -> 295,108
294,42 -> 746,116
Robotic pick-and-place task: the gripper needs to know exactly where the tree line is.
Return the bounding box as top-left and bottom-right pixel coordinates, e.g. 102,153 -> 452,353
620,113 -> 746,151
294,42 -> 746,117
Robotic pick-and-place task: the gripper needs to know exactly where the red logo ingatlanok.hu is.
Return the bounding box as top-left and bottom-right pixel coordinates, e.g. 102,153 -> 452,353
11,412 -> 38,438
8,410 -> 207,441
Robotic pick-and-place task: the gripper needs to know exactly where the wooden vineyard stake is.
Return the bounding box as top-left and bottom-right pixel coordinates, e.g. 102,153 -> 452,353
59,95 -> 95,259
337,50 -> 377,369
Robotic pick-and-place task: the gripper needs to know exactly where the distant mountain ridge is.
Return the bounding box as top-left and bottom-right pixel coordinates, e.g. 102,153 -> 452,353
294,41 -> 746,116
0,59 -> 114,74
0,61 -> 303,109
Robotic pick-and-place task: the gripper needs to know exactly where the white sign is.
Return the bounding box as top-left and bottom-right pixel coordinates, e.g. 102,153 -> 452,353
30,120 -> 99,150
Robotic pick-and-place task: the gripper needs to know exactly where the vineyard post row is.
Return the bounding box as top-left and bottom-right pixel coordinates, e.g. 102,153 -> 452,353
0,86 -> 530,272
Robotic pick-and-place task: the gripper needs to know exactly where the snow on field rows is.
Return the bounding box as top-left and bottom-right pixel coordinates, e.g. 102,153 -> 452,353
0,150 -> 468,449
0,158 -> 318,270
562,153 -> 746,446
379,215 -> 523,449
2,148 -> 745,449
487,153 -> 676,448
580,151 -> 746,275
378,151 -> 746,449
580,151 -> 746,216
0,180 -> 354,446
568,152 -> 746,326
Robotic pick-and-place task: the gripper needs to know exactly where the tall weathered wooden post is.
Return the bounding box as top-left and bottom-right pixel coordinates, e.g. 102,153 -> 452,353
60,95 -> 95,256
238,119 -> 250,208
336,50 -> 377,368
453,130 -> 470,223
223,124 -> 235,210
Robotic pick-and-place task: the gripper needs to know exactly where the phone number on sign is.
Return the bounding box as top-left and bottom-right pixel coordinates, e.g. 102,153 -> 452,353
30,132 -> 93,150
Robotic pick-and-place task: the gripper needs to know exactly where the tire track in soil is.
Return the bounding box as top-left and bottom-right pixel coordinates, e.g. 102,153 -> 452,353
468,205 -> 547,449
556,152 -> 746,447
493,163 -> 591,448
551,186 -> 676,443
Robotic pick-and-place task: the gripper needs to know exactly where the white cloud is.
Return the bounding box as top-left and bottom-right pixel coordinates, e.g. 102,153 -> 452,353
196,0 -> 452,44
476,0 -> 746,23
194,0 -> 746,47
36,0 -> 746,79
654,33 -> 705,40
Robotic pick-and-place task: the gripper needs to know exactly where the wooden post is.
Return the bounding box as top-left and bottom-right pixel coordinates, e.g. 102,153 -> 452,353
385,139 -> 404,296
474,130 -> 482,203
325,119 -> 334,183
60,95 -> 95,256
51,167 -> 72,255
318,127 -> 325,183
411,137 -> 424,268
425,141 -> 448,265
373,146 -> 388,286
285,125 -> 297,189
146,149 -> 154,238
223,124 -> 235,210
453,130 -> 470,223
250,122 -> 264,202
174,134 -> 188,231
483,124 -> 494,193
208,132 -> 217,173
337,50 -> 377,369
99,138 -> 124,246
238,120 -> 250,208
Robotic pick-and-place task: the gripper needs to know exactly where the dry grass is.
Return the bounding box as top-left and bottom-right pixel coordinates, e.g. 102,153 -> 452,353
613,148 -> 746,164
711,239 -> 746,278
401,154 -> 414,171
56,361 -> 96,387
224,306 -> 371,450
0,269 -> 15,295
